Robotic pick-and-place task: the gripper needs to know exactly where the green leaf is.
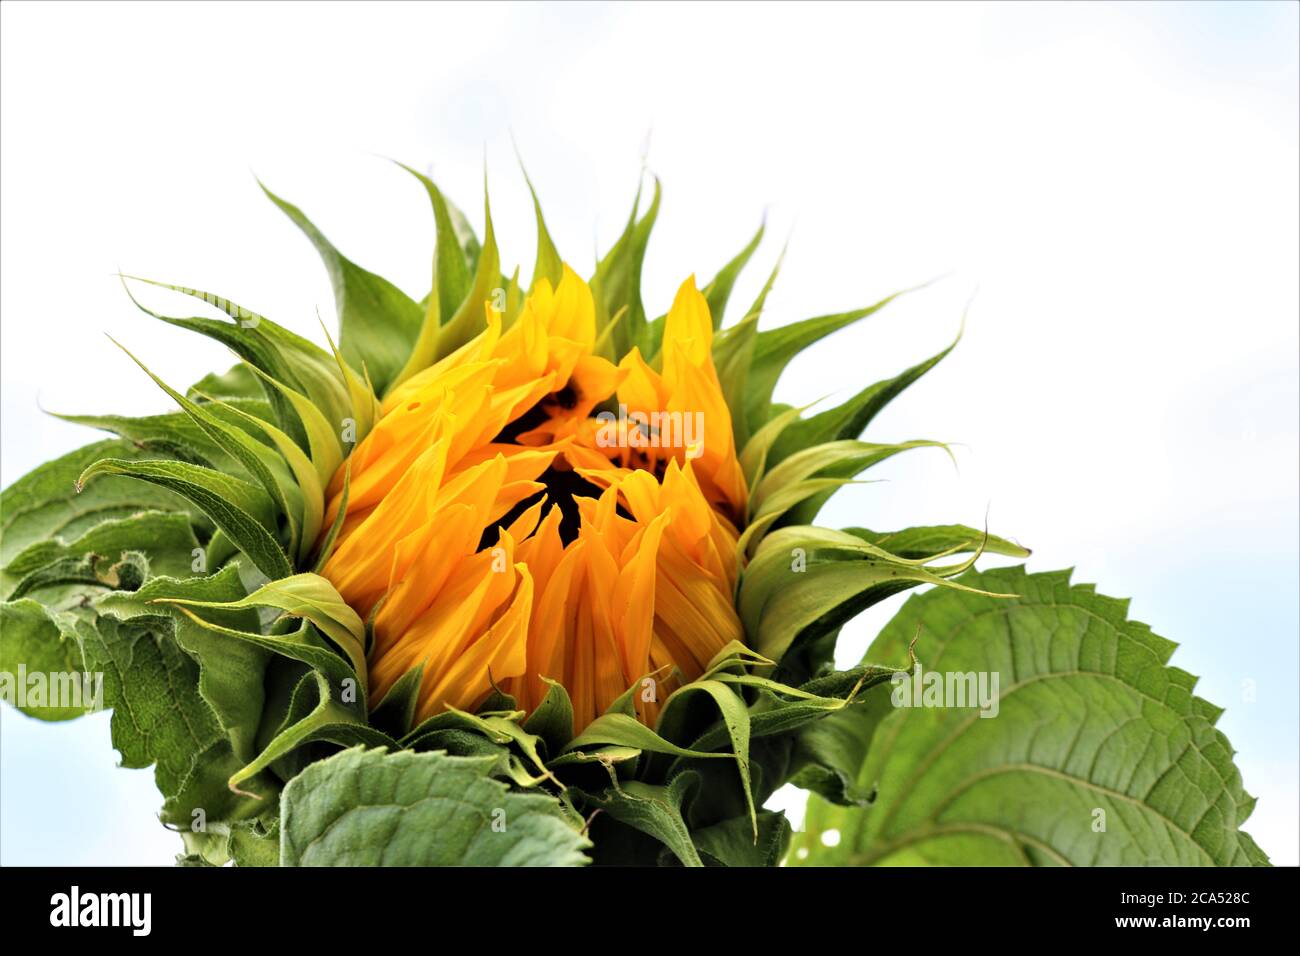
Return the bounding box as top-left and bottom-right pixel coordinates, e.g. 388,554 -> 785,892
517,154 -> 564,292
787,693 -> 893,806
4,510 -> 199,584
368,663 -> 424,738
521,676 -> 575,758
737,403 -> 804,489
76,458 -> 292,581
161,613 -> 385,792
792,567 -> 1269,867
1,439 -> 202,597
741,282 -> 932,434
94,566 -> 267,762
758,439 -> 953,530
7,551 -> 143,602
68,606 -> 260,827
389,164 -> 473,389
693,810 -> 792,866
279,746 -> 591,866
579,773 -> 703,867
685,662 -> 899,753
117,278 -> 310,448
565,712 -> 735,763
311,462 -> 349,572
655,678 -> 757,838
261,181 -> 423,396
109,338 -> 306,560
712,313 -> 760,449
135,280 -> 376,450
241,362 -> 343,491
51,407 -> 254,477
0,599 -> 97,720
211,396 -> 324,565
187,362 -> 266,403
227,817 -> 281,867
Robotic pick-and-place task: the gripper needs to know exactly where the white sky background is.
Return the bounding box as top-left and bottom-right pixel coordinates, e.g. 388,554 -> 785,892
1,0 -> 1296,865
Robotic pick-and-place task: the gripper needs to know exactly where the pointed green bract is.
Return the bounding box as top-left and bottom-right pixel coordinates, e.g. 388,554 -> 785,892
742,288 -> 912,433
261,181 -> 423,395
767,323 -> 962,468
702,220 -> 765,329
431,181 -> 501,362
389,164 -> 475,389
594,174 -> 660,359
739,525 -> 1010,665
517,153 -> 564,292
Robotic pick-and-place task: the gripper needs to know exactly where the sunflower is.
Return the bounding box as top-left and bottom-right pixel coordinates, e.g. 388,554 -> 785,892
7,162 -> 1047,867
320,264 -> 746,731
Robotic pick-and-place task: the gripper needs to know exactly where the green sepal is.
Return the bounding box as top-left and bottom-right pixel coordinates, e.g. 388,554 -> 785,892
431,177 -> 501,362
767,323 -> 962,468
260,181 -> 423,396
738,525 -> 1012,664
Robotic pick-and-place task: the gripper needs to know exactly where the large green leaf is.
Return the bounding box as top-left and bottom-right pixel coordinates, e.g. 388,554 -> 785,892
94,566 -> 267,763
4,511 -> 201,590
67,607 -> 259,827
792,567 -> 1269,867
0,600 -> 95,720
279,746 -> 591,866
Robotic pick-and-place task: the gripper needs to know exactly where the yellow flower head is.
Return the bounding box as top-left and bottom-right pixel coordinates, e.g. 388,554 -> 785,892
321,265 -> 746,730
